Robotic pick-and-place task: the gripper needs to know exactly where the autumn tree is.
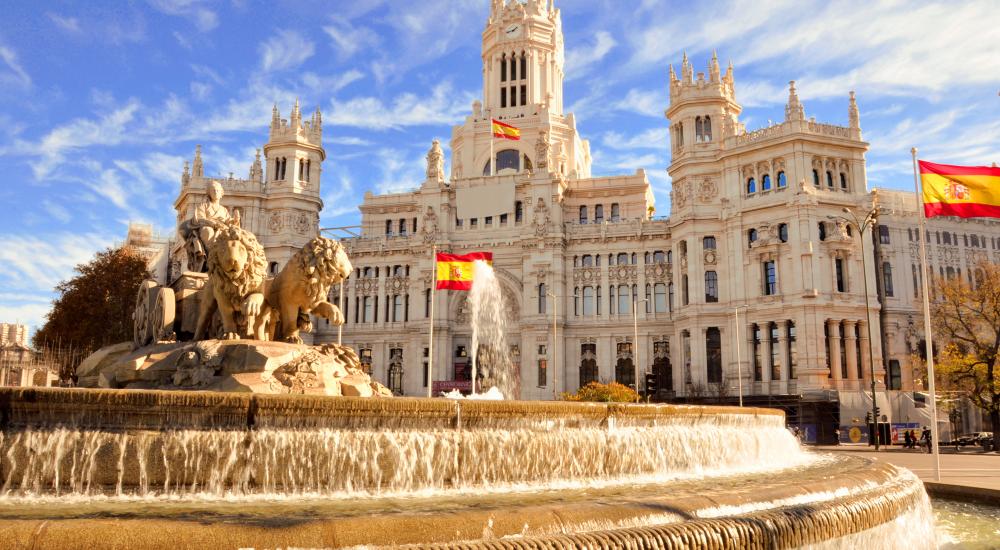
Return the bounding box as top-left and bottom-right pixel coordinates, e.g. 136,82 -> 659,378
931,260 -> 1000,451
32,246 -> 150,376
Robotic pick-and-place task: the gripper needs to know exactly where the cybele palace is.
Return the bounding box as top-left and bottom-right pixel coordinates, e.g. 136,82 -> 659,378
143,0 -> 1000,437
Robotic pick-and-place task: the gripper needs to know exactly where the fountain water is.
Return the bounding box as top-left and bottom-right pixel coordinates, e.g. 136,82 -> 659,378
467,260 -> 515,398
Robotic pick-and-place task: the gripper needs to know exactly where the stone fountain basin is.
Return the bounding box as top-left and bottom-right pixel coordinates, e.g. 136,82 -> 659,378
0,388 -> 928,548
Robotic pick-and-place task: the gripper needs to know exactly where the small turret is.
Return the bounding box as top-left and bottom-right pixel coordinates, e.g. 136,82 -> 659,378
709,50 -> 721,83
192,145 -> 204,178
250,148 -> 263,184
785,81 -> 805,122
681,52 -> 693,83
848,91 -> 860,131
290,98 -> 301,129
181,160 -> 190,186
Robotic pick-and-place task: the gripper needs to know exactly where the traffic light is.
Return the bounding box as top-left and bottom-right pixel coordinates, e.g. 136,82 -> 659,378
874,407 -> 881,419
645,373 -> 658,396
865,412 -> 872,424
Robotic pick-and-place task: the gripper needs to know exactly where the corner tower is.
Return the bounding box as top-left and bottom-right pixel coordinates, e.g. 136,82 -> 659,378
666,52 -> 741,162
264,100 -> 325,198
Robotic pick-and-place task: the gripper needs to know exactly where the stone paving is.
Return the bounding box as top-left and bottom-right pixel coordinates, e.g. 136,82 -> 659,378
812,444 -> 1000,492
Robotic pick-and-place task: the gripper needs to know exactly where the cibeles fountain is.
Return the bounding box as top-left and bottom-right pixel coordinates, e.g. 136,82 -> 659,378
0,183 -> 935,548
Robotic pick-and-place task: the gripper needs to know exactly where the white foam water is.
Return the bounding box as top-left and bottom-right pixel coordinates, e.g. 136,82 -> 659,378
468,260 -> 515,398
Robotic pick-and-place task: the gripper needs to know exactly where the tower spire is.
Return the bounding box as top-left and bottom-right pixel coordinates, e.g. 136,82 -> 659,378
709,50 -> 720,82
785,80 -> 804,122
291,98 -> 301,128
192,144 -> 204,178
681,51 -> 693,83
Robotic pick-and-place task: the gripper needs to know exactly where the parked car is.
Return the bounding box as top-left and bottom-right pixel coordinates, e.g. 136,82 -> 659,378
955,433 -> 982,446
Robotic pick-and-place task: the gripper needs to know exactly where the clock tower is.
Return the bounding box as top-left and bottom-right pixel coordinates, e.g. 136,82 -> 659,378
483,0 -> 564,115
448,0 -> 591,181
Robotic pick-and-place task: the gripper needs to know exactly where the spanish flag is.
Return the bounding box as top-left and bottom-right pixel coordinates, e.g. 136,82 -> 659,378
436,252 -> 494,290
491,119 -> 521,141
920,161 -> 1000,219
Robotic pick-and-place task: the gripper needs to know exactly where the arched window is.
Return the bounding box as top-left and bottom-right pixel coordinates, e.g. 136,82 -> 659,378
299,158 -> 305,180
818,222 -> 827,241
777,171 -> 787,188
484,149 -> 521,175
706,327 -> 722,384
748,228 -> 758,247
385,219 -> 393,236
500,53 -> 507,82
812,169 -> 820,186
826,171 -> 834,187
617,252 -> 628,265
538,283 -> 547,314
515,201 -> 523,223
582,255 -> 593,267
579,205 -> 588,224
747,177 -> 756,194
269,261 -> 279,276
779,223 -> 788,242
610,203 -> 621,222
703,115 -> 712,141
520,52 -> 527,80
644,252 -> 650,264
594,204 -> 604,223
399,219 -> 407,236
653,250 -> 665,263
762,174 -> 772,191
666,250 -> 672,264
840,172 -> 848,190
631,252 -> 637,264
705,271 -> 718,302
883,262 -> 894,297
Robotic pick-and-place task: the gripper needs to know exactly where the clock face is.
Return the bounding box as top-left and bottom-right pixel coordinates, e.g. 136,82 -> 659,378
504,24 -> 521,38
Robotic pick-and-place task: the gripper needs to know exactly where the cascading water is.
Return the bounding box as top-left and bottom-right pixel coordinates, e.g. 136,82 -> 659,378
467,260 -> 515,398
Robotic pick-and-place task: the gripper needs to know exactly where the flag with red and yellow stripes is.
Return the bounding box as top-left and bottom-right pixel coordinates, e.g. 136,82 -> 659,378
920,161 -> 1000,219
491,119 -> 520,141
436,252 -> 493,290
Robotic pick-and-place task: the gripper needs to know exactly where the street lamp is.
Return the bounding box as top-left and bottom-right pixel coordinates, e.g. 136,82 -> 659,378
632,298 -> 649,401
733,304 -> 749,407
832,203 -> 881,451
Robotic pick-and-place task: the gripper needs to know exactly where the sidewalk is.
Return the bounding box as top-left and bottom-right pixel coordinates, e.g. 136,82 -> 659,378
812,444 -> 1000,501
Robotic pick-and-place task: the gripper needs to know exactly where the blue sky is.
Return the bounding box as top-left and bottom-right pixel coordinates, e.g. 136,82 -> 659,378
1,0 -> 999,333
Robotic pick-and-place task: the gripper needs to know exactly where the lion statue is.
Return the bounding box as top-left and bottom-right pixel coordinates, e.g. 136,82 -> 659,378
194,223 -> 268,341
264,236 -> 352,344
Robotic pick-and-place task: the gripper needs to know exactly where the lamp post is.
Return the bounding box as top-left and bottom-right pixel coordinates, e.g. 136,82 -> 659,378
632,298 -> 649,401
733,304 -> 749,407
833,203 -> 881,451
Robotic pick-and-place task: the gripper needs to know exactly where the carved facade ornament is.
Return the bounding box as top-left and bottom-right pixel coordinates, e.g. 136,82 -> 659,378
698,178 -> 718,202
533,197 -> 550,236
704,250 -> 717,266
644,264 -> 669,282
535,130 -> 550,169
421,206 -> 440,244
268,211 -> 282,233
673,181 -> 689,208
294,212 -> 311,234
573,267 -> 601,284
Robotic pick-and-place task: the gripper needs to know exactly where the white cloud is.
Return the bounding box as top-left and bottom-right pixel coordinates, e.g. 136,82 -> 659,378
190,81 -> 212,100
565,31 -> 616,80
0,44 -> 31,88
328,82 -> 475,130
373,149 -> 424,195
41,200 -> 72,224
603,128 -> 669,150
325,136 -> 373,147
148,0 -> 218,32
614,88 -> 665,118
47,13 -> 82,34
323,19 -> 380,60
259,30 -> 315,72
301,70 -> 365,94
0,232 -> 115,294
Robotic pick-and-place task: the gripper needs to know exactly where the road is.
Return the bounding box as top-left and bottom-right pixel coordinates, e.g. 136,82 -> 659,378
812,444 -> 1000,492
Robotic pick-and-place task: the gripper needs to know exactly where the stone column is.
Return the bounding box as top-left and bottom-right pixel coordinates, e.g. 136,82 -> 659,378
827,319 -> 842,386
777,320 -> 789,392
844,320 -> 859,388
859,320 -> 872,386
747,322 -> 756,392
762,323 -> 773,392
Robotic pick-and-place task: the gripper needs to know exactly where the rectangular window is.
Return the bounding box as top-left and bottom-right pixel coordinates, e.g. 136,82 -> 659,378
618,285 -> 630,315
520,57 -> 526,80
878,225 -> 890,244
510,86 -> 516,107
423,348 -> 429,387
583,286 -> 595,316
500,213 -> 508,225
752,325 -> 762,382
763,261 -> 777,295
485,216 -> 493,226
835,258 -> 846,293
883,262 -> 894,297
393,294 -> 403,322
682,275 -> 689,306
537,358 -> 547,387
500,87 -> 507,108
363,296 -> 373,323
515,201 -> 523,223
500,57 -> 507,81
888,360 -> 902,390
470,218 -> 478,228
456,218 -> 463,228
359,348 -> 373,374
520,85 -> 526,106
654,283 -> 667,313
788,322 -> 797,379
770,323 -> 780,381
706,327 -> 722,384
705,271 -> 718,303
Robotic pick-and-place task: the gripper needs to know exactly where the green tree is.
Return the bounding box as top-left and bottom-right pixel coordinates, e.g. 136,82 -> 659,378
32,246 -> 150,377
931,261 -> 1000,452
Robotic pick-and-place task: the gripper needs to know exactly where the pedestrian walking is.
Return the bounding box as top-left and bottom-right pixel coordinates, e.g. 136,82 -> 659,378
920,426 -> 932,454
903,430 -> 912,449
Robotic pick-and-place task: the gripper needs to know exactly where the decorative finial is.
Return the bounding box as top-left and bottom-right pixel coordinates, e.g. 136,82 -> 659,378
848,91 -> 860,130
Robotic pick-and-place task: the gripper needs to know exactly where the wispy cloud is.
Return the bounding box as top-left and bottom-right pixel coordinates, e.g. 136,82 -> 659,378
328,82 -> 475,130
565,31 -> 616,80
0,44 -> 31,88
47,13 -> 82,34
148,0 -> 218,32
260,30 -> 315,72
323,18 -> 380,61
602,128 -> 669,150
613,88 -> 665,118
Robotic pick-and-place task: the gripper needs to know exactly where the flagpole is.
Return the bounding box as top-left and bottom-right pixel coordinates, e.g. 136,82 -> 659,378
912,147 -> 941,482
490,129 -> 495,177
427,245 -> 438,398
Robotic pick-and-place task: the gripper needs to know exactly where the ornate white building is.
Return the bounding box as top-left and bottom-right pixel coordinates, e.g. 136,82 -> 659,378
145,0 -> 999,439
